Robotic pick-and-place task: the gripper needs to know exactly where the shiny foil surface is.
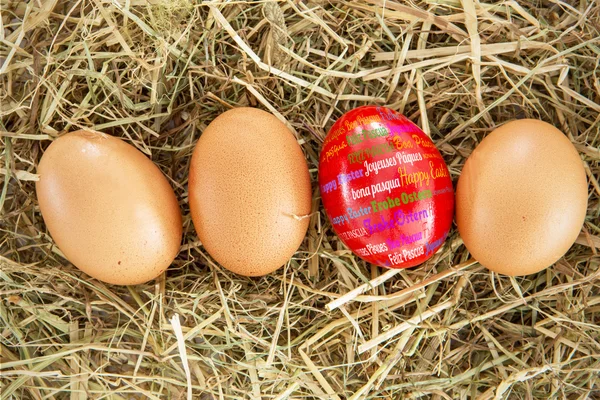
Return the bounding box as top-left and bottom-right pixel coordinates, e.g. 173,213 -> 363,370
319,106 -> 454,268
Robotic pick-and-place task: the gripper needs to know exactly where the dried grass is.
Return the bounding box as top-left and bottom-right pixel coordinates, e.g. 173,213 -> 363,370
1,0 -> 600,399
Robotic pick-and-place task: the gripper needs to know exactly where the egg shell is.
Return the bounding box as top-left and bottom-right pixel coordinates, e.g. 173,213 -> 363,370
36,130 -> 183,285
318,106 -> 454,268
188,107 -> 312,277
456,119 -> 588,276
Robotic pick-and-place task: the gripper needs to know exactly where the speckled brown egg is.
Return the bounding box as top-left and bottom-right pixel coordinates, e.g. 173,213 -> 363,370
36,130 -> 182,285
188,107 -> 312,276
456,119 -> 588,276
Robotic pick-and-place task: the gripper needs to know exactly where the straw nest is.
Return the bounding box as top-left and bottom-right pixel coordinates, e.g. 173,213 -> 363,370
1,0 -> 599,399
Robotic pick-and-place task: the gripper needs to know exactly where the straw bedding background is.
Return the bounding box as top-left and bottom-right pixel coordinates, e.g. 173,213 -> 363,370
1,0 -> 599,399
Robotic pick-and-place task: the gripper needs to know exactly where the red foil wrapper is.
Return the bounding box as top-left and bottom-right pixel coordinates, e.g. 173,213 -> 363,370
318,106 -> 454,268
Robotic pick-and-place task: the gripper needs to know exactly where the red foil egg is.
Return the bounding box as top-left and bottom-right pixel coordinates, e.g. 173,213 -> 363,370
318,106 -> 454,269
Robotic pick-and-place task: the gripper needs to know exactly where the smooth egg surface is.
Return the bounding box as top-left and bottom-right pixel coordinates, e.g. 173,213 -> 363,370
456,119 -> 588,276
188,107 -> 312,276
36,130 -> 182,285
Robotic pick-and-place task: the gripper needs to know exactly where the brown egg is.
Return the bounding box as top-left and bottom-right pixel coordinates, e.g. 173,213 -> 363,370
36,130 -> 182,285
189,108 -> 312,276
456,119 -> 588,276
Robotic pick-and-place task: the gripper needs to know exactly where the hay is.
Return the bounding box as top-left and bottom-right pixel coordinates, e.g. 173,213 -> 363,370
1,0 -> 599,398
